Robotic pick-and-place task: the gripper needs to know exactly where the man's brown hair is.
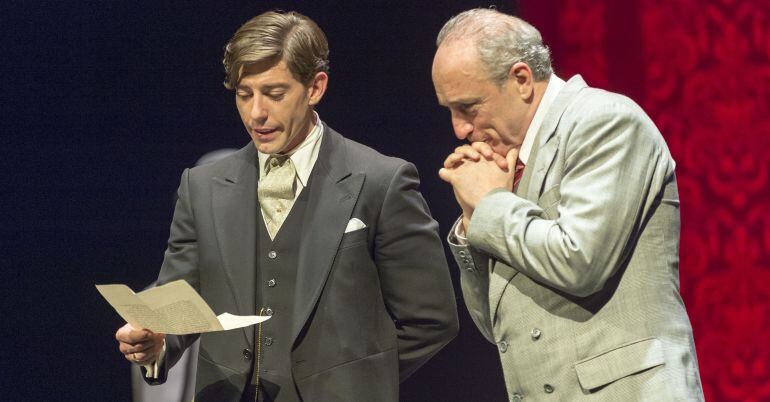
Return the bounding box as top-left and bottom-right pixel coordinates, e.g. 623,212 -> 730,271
222,10 -> 330,89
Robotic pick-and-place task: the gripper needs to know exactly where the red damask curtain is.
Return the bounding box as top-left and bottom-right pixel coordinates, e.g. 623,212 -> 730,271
521,1 -> 770,400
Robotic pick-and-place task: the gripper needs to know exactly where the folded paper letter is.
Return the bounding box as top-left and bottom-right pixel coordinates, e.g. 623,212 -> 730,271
96,280 -> 270,335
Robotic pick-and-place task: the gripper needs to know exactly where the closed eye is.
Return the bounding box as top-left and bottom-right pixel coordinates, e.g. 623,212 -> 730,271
263,90 -> 286,101
457,102 -> 479,115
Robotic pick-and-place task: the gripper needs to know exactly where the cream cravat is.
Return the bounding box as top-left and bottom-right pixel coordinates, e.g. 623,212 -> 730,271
258,155 -> 296,239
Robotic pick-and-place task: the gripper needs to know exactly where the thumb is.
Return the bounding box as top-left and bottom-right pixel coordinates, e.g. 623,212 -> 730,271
438,168 -> 453,183
505,147 -> 519,173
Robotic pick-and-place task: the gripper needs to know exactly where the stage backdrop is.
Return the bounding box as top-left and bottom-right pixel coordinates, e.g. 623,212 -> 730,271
523,1 -> 770,400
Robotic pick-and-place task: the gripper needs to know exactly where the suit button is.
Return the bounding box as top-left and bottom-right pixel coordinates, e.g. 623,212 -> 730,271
531,328 -> 541,340
242,348 -> 253,361
459,250 -> 467,257
498,341 -> 508,353
267,278 -> 276,287
268,250 -> 277,259
265,307 -> 274,316
512,393 -> 523,401
544,384 -> 554,393
265,337 -> 274,346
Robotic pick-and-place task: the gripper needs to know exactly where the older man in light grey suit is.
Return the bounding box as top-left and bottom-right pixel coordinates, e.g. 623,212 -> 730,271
434,9 -> 703,401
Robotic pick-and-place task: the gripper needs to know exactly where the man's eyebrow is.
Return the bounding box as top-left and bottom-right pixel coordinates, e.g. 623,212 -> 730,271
448,97 -> 481,106
235,83 -> 291,91
261,83 -> 290,91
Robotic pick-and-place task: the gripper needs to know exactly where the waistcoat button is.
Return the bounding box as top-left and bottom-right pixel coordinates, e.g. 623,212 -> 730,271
242,348 -> 252,361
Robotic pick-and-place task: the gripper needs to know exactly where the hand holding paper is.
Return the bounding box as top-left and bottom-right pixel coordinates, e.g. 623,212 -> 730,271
97,280 -> 270,335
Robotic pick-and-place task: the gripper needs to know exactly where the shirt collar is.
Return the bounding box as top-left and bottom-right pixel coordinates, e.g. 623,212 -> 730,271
519,74 -> 565,164
257,111 -> 324,187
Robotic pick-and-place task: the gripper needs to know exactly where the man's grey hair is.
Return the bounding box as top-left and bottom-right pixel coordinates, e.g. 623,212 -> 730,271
436,8 -> 552,84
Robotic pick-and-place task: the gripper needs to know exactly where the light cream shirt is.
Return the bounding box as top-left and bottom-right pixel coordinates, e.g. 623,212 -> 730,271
452,74 -> 566,242
144,112 -> 325,378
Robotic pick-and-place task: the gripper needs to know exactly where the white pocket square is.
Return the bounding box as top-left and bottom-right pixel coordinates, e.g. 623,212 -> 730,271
344,218 -> 367,233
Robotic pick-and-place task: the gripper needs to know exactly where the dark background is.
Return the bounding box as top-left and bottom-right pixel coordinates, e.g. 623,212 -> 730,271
1,1 -> 519,400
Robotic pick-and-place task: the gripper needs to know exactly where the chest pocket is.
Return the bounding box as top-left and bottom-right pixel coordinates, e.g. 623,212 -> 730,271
339,227 -> 368,250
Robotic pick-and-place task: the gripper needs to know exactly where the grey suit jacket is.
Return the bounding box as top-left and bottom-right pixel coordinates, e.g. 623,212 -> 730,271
150,126 -> 458,401
450,76 -> 703,401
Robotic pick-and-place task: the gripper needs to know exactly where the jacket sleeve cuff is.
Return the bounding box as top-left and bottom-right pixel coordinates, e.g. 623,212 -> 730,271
448,216 -> 468,246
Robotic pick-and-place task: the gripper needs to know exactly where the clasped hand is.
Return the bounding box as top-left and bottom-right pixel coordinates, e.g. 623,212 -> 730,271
439,142 -> 518,229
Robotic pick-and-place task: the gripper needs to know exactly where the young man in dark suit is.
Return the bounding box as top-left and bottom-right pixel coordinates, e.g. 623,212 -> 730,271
115,10 -> 458,401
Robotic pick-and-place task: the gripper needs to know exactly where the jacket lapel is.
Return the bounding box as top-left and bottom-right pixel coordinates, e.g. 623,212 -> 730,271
211,144 -> 259,344
525,75 -> 588,201
292,127 -> 364,346
489,76 -> 588,322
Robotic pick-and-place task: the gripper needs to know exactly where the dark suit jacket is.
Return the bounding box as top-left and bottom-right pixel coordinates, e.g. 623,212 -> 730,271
148,126 -> 458,401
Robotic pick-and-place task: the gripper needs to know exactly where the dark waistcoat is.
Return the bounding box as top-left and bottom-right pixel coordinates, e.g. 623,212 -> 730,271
248,175 -> 313,402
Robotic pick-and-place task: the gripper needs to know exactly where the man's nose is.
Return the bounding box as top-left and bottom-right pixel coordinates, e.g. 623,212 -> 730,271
250,96 -> 268,122
452,115 -> 474,141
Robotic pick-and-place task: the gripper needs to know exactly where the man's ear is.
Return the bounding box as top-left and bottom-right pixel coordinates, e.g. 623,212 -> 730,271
507,62 -> 534,100
307,72 -> 329,106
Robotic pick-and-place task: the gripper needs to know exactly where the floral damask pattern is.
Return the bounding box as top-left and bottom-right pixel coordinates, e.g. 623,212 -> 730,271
554,0 -> 608,89
525,1 -> 770,400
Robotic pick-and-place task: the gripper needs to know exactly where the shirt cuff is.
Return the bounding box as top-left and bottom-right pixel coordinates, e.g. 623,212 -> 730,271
143,340 -> 166,379
449,216 -> 469,246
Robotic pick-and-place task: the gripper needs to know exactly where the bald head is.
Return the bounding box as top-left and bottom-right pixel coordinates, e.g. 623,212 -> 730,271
432,39 -> 486,95
436,8 -> 552,85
